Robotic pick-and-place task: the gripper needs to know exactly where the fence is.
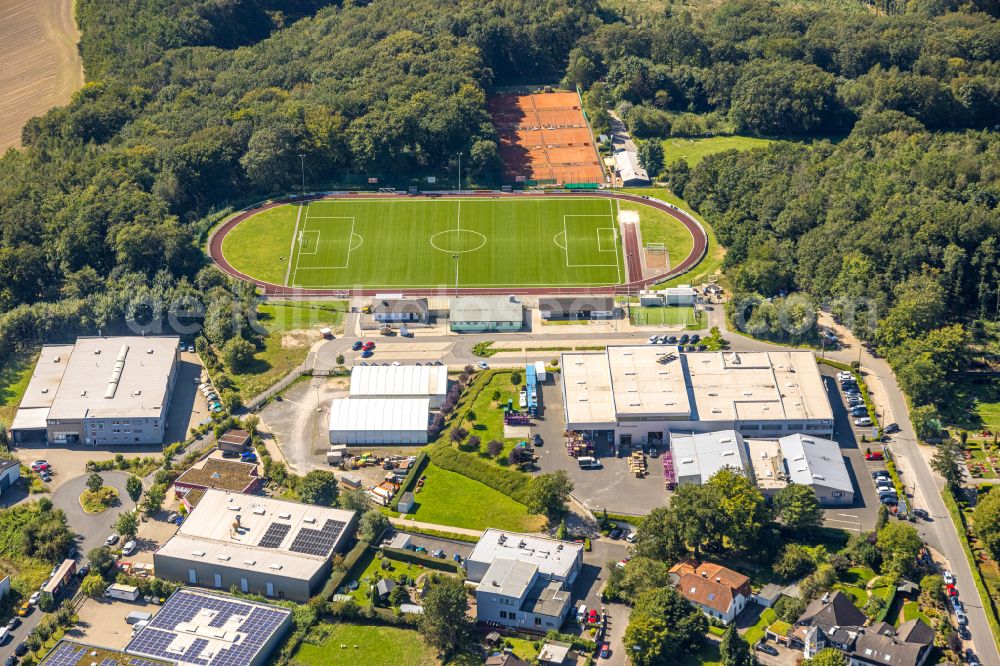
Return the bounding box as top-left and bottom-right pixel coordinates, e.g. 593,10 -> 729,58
245,363 -> 308,412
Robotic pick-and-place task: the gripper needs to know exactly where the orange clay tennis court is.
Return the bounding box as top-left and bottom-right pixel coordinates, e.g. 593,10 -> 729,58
489,92 -> 606,185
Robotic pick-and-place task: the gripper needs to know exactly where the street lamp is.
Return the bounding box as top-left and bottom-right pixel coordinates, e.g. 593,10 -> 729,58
457,152 -> 463,192
298,154 -> 306,195
453,253 -> 460,296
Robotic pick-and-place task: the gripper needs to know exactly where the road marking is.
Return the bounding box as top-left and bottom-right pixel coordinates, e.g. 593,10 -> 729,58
283,204 -> 304,286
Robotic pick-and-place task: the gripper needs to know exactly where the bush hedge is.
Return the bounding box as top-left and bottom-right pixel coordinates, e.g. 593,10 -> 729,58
321,540 -> 371,601
428,444 -> 531,504
383,547 -> 461,574
391,451 -> 429,511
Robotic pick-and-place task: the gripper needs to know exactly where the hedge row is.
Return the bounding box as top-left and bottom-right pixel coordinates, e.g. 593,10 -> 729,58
391,451 -> 429,511
321,540 -> 372,601
428,443 -> 532,504
383,547 -> 461,574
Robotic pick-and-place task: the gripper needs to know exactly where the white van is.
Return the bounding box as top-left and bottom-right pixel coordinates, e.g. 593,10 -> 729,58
577,457 -> 602,470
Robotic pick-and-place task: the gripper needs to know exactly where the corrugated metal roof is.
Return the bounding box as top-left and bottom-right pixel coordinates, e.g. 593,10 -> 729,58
328,398 -> 430,432
349,365 -> 447,398
779,433 -> 853,493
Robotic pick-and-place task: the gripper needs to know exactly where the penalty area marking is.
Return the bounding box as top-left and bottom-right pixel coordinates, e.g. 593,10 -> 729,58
562,215 -> 620,268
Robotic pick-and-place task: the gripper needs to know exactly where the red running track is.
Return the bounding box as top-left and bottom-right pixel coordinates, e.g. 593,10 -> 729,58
207,190 -> 708,297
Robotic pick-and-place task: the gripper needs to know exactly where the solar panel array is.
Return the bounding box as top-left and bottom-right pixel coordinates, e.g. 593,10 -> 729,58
125,590 -> 291,666
256,522 -> 290,548
289,519 -> 346,556
41,641 -> 171,666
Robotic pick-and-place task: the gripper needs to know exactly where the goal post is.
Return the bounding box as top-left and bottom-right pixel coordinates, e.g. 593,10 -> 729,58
646,242 -> 666,254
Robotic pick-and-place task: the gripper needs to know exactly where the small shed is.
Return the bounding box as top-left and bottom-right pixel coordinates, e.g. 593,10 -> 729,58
756,583 -> 783,608
538,642 -> 573,665
397,491 -> 415,513
339,473 -> 363,490
375,578 -> 396,602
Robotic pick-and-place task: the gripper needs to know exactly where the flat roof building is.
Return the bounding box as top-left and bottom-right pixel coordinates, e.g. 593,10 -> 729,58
349,365 -> 448,409
371,297 -> 429,324
671,430 -> 749,486
561,347 -> 833,445
154,489 -> 357,602
40,640 -> 173,666
539,297 -> 617,320
614,150 -> 649,186
11,337 -> 179,446
468,530 -> 582,633
125,589 -> 292,666
0,459 -> 20,496
328,397 -> 430,445
172,458 -> 261,498
450,296 -> 523,333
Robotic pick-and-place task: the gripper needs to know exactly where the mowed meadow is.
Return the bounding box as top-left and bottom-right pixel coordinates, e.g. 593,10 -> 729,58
0,0 -> 84,150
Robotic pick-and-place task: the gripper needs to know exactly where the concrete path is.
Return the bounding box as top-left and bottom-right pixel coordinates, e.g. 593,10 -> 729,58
388,516 -> 483,538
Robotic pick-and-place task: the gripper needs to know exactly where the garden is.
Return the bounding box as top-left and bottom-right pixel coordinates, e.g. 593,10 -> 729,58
340,548 -> 438,606
292,622 -> 436,666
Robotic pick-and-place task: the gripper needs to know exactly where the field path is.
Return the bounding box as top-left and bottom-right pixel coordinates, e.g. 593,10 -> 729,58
208,191 -> 708,297
0,0 -> 84,150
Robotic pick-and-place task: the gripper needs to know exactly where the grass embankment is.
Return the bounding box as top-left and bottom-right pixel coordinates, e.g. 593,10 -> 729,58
0,351 -> 38,426
292,622 -> 436,666
257,300 -> 346,332
409,464 -> 543,532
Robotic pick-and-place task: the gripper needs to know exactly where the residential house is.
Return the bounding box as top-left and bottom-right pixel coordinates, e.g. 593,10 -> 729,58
669,561 -> 752,625
790,591 -> 867,658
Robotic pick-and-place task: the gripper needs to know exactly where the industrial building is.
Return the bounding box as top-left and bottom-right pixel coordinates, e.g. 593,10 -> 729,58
671,430 -> 749,486
328,398 -> 430,445
0,459 -> 20,496
39,640 -> 173,666
450,296 -> 524,332
172,458 -> 262,498
153,489 -> 357,602
349,364 -> 449,409
467,530 -> 583,632
560,347 -> 833,446
125,589 -> 293,666
11,336 -> 179,446
778,434 -> 854,506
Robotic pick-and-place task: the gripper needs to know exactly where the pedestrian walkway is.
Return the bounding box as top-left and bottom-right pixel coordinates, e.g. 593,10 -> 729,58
389,516 -> 484,538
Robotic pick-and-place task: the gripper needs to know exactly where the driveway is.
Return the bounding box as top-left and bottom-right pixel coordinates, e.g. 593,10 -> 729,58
51,470 -> 139,558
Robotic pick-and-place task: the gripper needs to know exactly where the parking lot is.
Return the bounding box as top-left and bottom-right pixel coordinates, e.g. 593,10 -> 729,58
531,375 -> 668,515
818,367 -> 892,533
383,530 -> 475,562
71,596 -> 161,650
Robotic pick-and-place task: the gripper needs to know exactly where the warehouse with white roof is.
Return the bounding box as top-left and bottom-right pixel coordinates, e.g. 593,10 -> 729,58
778,433 -> 854,506
11,336 -> 179,446
349,365 -> 448,408
560,347 -> 833,446
154,489 -> 357,602
671,430 -> 750,486
328,398 -> 430,445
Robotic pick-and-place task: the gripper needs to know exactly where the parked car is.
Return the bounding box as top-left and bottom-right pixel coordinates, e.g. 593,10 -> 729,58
15,602 -> 30,617
609,529 -> 623,540
880,496 -> 898,506
361,350 -> 374,358
6,617 -> 19,631
77,564 -> 90,579
351,341 -> 363,351
600,642 -> 611,659
946,584 -> 958,598
689,334 -> 700,343
666,336 -> 677,344
943,570 -> 956,585
872,470 -> 890,480
477,361 -> 489,370
105,534 -> 120,546
851,407 -> 869,417
884,422 -> 900,434
679,334 -> 690,344
958,626 -> 971,641
955,609 -> 969,626
39,472 -> 52,482
913,508 -> 930,520
14,642 -> 27,657
187,345 -> 195,353
855,417 -> 873,426
240,451 -> 258,463
5,654 -> 16,666
28,592 -> 41,606
647,335 -> 658,344
30,460 -> 50,472
950,597 -> 964,612
576,605 -> 587,623
122,541 -> 138,556
432,549 -> 446,559
588,609 -> 599,624
865,451 -> 884,461
532,434 -> 543,447
362,341 -> 375,350
625,532 -> 637,543
965,649 -> 980,666
756,643 -> 779,657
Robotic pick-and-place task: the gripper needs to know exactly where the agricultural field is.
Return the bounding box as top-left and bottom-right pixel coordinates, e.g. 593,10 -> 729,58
0,0 -> 83,150
292,622 -> 436,666
407,464 -> 544,532
222,197 -> 626,289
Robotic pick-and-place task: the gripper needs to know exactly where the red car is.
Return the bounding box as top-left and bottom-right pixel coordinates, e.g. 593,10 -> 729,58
588,609 -> 599,624
600,643 -> 611,659
865,451 -> 884,461
946,584 -> 958,597
362,341 -> 375,351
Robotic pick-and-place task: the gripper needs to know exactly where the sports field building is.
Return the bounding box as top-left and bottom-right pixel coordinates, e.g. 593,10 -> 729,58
560,347 -> 833,446
539,296 -> 617,320
154,489 -> 357,602
11,336 -> 179,446
450,296 -> 524,332
349,364 -> 448,409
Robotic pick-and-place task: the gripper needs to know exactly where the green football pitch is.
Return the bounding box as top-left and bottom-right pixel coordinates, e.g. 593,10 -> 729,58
220,197 -> 626,289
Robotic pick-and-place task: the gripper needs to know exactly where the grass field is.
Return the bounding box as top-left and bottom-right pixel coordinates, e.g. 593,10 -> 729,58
615,197 -> 694,271
256,300 -> 347,332
662,136 -> 775,167
629,305 -> 705,328
293,622 -> 436,666
222,197 -> 627,289
408,464 -> 544,532
0,351 -> 37,426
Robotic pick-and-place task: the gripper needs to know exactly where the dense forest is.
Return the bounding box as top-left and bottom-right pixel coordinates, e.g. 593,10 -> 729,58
0,0 -> 996,420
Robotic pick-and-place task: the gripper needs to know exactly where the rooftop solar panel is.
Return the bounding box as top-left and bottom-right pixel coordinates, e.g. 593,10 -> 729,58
288,519 -> 346,556
125,590 -> 291,666
256,522 -> 291,548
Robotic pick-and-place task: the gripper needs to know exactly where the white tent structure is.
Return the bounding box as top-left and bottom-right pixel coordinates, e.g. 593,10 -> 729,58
328,398 -> 430,445
349,365 -> 448,409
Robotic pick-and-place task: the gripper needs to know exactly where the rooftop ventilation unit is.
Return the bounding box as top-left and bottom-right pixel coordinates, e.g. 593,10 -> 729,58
217,555 -> 230,561
104,344 -> 129,399
244,559 -> 256,565
278,513 -> 291,520
192,551 -> 206,557
304,517 -> 316,524
269,564 -> 283,570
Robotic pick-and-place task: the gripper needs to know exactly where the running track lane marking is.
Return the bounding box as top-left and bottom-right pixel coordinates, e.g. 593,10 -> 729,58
283,204 -> 303,286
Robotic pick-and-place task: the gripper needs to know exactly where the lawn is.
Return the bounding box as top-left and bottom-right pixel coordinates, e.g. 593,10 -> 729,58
941,378 -> 1000,435
256,300 -> 346,332
223,197 -> 627,289
409,464 -> 544,532
341,549 -> 434,604
292,622 -> 436,666
677,639 -> 722,666
743,608 -> 776,645
628,305 -> 705,328
0,351 -> 37,426
459,371 -> 526,460
614,197 -> 694,270
227,331 -> 310,398
662,135 -> 775,167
